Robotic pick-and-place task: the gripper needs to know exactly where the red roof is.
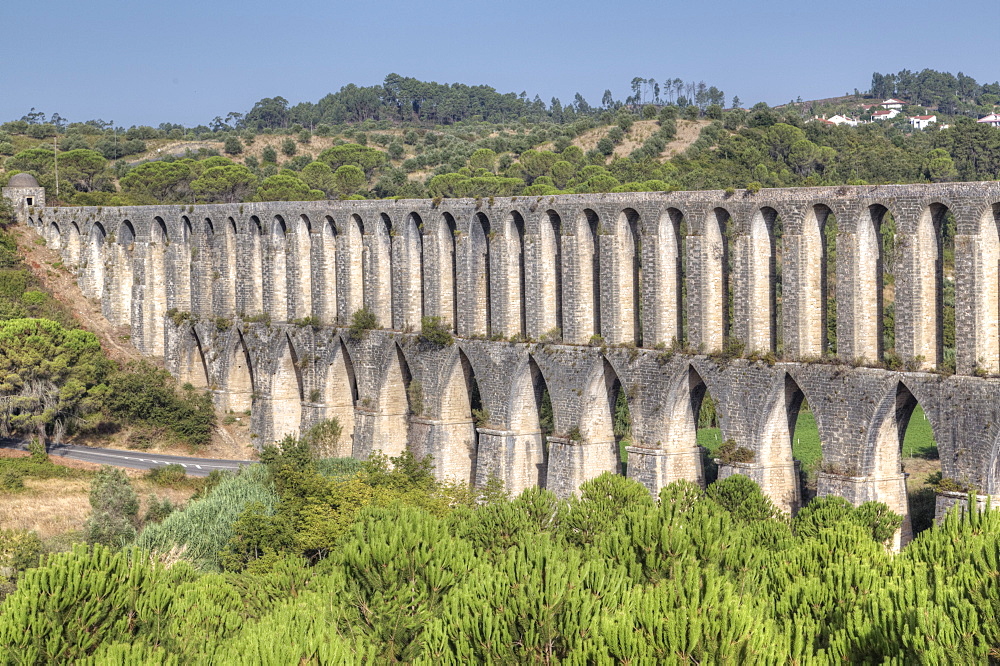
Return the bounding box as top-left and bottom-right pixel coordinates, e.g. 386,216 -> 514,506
872,109 -> 896,116
910,116 -> 935,120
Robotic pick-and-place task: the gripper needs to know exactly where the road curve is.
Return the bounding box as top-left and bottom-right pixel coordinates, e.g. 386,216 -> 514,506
0,439 -> 256,477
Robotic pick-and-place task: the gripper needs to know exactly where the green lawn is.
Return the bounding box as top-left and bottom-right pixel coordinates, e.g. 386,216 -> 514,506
696,404 -> 938,466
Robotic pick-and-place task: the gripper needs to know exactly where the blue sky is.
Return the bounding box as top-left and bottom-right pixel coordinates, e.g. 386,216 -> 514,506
4,0 -> 998,127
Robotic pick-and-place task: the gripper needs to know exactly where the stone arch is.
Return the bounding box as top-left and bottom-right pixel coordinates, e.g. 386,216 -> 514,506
221,218 -> 238,317
575,208 -> 601,343
271,334 -> 303,442
577,357 -> 624,473
345,214 -> 364,318
290,214 -> 313,320
537,210 -> 563,339
322,339 -> 357,457
502,211 -> 526,338
364,214 -> 393,327
180,327 -> 210,390
652,208 -> 683,346
506,354 -> 551,492
224,330 -> 255,414
865,381 -> 923,547
755,373 -> 806,514
614,208 -> 642,345
146,218 -> 168,355
246,216 -> 265,316
372,343 -> 412,457
66,222 -> 82,268
974,203 -> 1000,372
176,217 -> 193,313
112,220 -> 136,328
744,207 -> 778,352
87,221 -> 108,303
470,212 -> 492,336
402,212 -> 424,329
436,348 -> 481,484
702,207 -> 731,351
911,202 -> 949,368
47,221 -> 62,250
661,364 -> 711,484
437,212 -> 459,332
798,204 -> 836,357
852,204 -> 891,361
270,215 -> 289,322
321,216 -> 338,325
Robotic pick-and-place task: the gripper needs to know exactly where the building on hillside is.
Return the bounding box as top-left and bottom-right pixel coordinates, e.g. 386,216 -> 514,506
908,115 -> 937,130
1,173 -> 45,213
978,113 -> 1000,127
827,114 -> 859,127
871,109 -> 901,121
880,98 -> 905,109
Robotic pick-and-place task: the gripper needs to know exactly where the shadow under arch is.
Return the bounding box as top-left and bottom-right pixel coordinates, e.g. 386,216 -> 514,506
180,327 -> 210,390
371,342 -> 412,458
556,356 -> 622,488
538,209 -> 563,338
271,333 -> 303,442
437,212 -> 458,332
435,347 -> 482,484
224,330 -> 255,415
753,372 -> 807,514
322,337 -> 358,458
503,354 -> 552,492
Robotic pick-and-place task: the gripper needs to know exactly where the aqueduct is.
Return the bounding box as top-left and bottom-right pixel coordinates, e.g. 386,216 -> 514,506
6,177 -> 1000,544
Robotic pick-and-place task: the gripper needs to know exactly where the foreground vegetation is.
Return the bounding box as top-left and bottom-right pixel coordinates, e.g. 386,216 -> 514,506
1,430 -> 999,663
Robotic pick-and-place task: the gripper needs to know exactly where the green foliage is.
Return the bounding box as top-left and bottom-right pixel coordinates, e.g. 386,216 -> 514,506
419,315 -> 453,346
145,464 -> 187,488
347,307 -> 378,340
104,361 -> 216,446
85,466 -> 139,546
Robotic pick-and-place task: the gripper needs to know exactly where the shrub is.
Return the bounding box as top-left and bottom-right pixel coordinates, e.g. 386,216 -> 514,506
420,316 -> 453,346
347,307 -> 378,340
85,466 -> 139,546
716,439 -> 755,463
146,464 -> 187,487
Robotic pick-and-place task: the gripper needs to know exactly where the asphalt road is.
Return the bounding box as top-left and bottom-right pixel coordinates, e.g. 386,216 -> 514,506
0,439 -> 256,477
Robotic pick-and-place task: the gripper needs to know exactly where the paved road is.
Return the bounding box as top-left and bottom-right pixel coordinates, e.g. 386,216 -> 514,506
0,439 -> 256,477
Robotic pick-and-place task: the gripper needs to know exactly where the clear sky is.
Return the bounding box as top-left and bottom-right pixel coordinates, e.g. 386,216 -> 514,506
4,0 -> 998,127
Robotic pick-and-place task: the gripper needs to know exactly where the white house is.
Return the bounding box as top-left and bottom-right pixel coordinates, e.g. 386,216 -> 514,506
908,115 -> 937,130
880,98 -> 905,110
828,114 -> 859,127
871,109 -> 901,121
978,113 -> 1000,128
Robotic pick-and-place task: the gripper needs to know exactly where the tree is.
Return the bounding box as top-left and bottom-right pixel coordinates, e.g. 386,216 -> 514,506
223,136 -> 243,156
255,174 -> 324,202
120,161 -> 193,202
468,148 -> 497,173
191,164 -> 258,202
85,466 -> 139,546
300,161 -> 337,197
281,138 -> 297,157
58,149 -> 108,192
317,144 -> 387,177
331,165 -> 367,198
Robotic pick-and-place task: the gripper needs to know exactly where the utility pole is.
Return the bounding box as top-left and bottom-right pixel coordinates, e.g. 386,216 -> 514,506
53,134 -> 59,198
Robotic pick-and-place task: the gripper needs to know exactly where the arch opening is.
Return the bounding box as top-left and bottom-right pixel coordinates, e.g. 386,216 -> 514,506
225,331 -> 255,415
222,218 -> 238,317
438,349 -> 481,484
577,209 -> 601,341
271,335 -> 303,442
439,213 -> 458,332
67,222 -> 82,269
505,211 -> 526,338
507,355 -> 552,492
180,328 -> 210,390
270,216 -> 289,322
321,217 -> 339,325
655,209 -> 684,346
403,212 -> 424,328
246,217 -> 264,316
539,210 -> 563,338
703,208 -> 732,350
578,358 -> 624,477
146,218 -> 167,355
373,344 -> 412,458
617,209 -> 642,345
977,203 -> 1000,371
472,212 -> 492,336
346,214 -> 364,318
321,340 -> 357,458
291,214 -> 313,320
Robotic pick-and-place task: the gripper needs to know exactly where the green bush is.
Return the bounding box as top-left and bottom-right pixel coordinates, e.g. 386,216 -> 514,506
420,316 -> 453,346
85,466 -> 140,547
347,307 -> 378,340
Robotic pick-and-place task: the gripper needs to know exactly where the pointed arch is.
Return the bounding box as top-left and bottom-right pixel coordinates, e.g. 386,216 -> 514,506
665,364 -> 710,454
578,357 -> 623,474
67,222 -> 82,269
291,214 -> 313,320
867,381 -> 921,547
502,211 -> 526,338
574,209 -> 601,343
270,216 -> 289,322
146,218 -> 167,355
322,339 -> 357,457
180,328 -> 210,390
364,214 -> 392,327
321,217 -> 338,325
225,330 -> 255,414
271,334 -> 303,441
112,220 -> 136,328
402,212 -> 424,329
373,343 -> 411,457
975,203 -> 1000,371
47,221 -> 62,250
538,210 -> 563,338
853,204 -> 888,360
470,212 -> 492,336
176,217 -> 193,313
87,222 -> 107,302
438,212 -> 459,332
507,355 -> 551,492
756,373 -> 806,514
437,349 -> 480,484
912,203 -> 948,368
799,204 -> 835,357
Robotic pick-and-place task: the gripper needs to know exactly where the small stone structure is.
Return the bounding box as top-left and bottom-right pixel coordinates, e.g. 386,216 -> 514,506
8,178 -> 1000,543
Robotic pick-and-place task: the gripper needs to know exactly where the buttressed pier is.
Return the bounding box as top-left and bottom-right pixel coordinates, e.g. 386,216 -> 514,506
6,177 -> 1000,545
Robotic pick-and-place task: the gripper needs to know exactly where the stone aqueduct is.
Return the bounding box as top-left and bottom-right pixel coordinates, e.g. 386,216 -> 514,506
6,179 -> 1000,542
